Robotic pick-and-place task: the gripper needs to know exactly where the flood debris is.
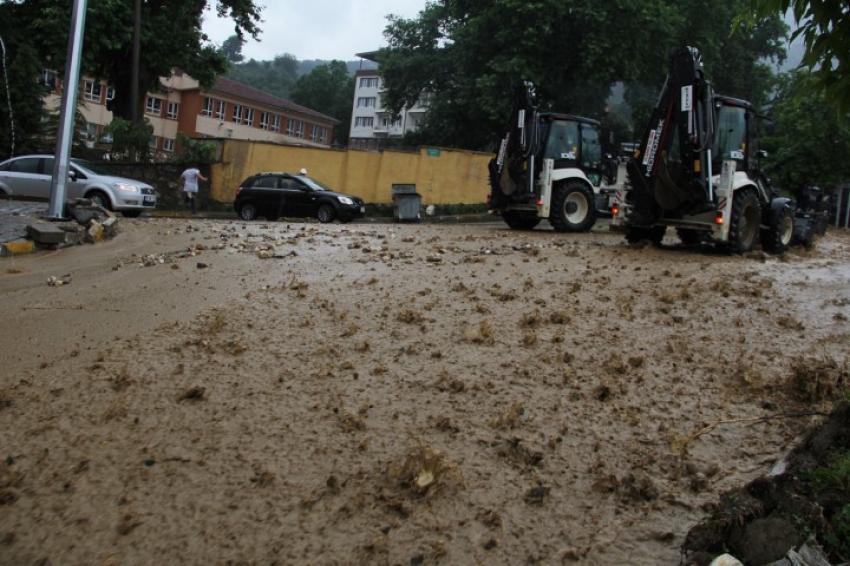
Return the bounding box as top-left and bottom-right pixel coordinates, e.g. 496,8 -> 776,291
387,444 -> 463,498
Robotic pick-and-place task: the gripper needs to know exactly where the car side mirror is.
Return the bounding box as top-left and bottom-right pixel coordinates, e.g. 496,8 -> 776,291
756,149 -> 769,159
68,170 -> 77,180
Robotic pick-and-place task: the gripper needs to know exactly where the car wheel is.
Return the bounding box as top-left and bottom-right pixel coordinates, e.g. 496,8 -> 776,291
122,210 -> 142,218
238,202 -> 258,221
317,204 -> 336,223
87,190 -> 111,210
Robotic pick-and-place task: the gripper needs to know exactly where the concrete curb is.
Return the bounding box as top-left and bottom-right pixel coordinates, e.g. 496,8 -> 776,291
0,239 -> 36,257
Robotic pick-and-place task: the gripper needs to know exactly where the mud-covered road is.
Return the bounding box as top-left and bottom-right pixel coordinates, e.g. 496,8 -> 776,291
1,219 -> 848,565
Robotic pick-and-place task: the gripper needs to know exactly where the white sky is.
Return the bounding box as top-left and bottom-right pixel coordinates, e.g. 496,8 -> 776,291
203,1 -> 428,61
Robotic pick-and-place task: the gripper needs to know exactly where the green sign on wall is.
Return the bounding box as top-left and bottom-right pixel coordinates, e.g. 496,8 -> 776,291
426,148 -> 441,157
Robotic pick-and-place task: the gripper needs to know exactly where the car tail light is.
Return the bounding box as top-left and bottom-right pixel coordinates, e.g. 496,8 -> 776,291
536,198 -> 543,206
235,186 -> 243,196
611,204 -> 619,217
715,211 -> 724,225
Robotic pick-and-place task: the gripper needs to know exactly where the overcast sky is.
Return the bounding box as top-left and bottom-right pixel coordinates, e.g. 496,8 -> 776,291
203,1 -> 428,61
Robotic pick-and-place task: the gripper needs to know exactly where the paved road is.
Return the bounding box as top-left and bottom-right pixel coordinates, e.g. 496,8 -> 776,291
0,199 -> 48,243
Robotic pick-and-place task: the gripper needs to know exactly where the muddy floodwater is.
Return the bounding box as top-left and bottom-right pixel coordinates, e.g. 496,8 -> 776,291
1,219 -> 848,565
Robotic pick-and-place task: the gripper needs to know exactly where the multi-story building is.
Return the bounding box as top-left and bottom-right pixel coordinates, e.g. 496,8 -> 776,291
348,52 -> 428,151
43,70 -> 339,157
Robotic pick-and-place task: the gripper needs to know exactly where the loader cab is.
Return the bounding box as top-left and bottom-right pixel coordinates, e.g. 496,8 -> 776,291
711,96 -> 754,174
539,114 -> 604,183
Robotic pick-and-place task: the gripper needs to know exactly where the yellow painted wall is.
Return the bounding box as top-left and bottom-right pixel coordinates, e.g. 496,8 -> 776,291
210,140 -> 493,204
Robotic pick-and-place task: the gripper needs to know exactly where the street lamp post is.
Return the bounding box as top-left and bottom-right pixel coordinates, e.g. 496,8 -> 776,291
47,0 -> 89,220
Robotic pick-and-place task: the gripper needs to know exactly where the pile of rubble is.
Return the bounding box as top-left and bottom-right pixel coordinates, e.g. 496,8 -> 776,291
26,199 -> 119,248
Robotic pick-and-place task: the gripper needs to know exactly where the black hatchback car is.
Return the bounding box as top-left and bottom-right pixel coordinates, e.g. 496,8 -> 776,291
233,172 -> 366,223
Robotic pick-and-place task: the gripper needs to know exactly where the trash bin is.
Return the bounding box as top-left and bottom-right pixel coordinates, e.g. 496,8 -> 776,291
392,184 -> 422,222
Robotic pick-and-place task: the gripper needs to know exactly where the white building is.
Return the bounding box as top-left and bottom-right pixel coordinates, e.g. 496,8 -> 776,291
348,52 -> 428,151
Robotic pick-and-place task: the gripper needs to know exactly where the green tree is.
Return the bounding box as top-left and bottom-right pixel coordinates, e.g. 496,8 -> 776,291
24,0 -> 262,122
379,0 -> 786,151
0,2 -> 48,158
226,54 -> 299,99
221,35 -> 245,65
744,0 -> 850,111
626,0 -> 786,139
762,70 -> 850,191
290,61 -> 354,144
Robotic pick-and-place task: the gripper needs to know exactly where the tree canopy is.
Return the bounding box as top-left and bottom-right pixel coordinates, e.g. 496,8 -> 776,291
226,54 -> 300,99
745,0 -> 850,112
23,0 -> 262,121
0,2 -> 46,158
290,61 -> 354,144
763,70 -> 850,191
378,0 -> 787,150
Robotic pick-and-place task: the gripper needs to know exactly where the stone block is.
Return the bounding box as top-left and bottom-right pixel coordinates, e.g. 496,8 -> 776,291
26,222 -> 66,245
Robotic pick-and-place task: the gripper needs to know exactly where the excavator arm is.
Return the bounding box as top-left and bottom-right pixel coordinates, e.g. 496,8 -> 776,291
627,47 -> 716,225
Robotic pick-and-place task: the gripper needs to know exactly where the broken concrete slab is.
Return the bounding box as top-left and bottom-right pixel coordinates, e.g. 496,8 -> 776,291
26,223 -> 66,245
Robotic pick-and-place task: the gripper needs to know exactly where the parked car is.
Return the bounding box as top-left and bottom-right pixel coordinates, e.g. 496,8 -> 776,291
0,154 -> 157,217
234,172 -> 365,223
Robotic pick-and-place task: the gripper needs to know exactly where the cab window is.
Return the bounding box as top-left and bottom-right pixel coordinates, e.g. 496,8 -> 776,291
714,105 -> 747,162
544,120 -> 579,162
580,125 -> 602,169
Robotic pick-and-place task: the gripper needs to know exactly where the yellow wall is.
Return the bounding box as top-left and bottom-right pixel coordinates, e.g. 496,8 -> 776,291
210,140 -> 493,204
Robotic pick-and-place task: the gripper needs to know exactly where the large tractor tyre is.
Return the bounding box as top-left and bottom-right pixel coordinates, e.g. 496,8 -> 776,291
762,205 -> 794,255
727,189 -> 762,254
676,227 -> 705,246
626,225 -> 666,246
502,210 -> 541,230
550,182 -> 596,232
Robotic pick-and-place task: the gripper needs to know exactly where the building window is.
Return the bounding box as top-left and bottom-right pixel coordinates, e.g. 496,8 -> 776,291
243,107 -> 254,127
215,99 -> 226,119
80,122 -> 98,141
357,97 -> 376,108
166,102 -> 179,120
359,77 -> 379,88
260,112 -> 280,131
163,138 -> 175,152
233,104 -> 244,124
149,136 -> 158,149
202,97 -> 213,117
286,118 -> 304,138
311,126 -> 327,144
145,96 -> 163,116
354,117 -> 374,128
83,80 -> 102,102
106,87 -> 115,102
40,70 -> 57,90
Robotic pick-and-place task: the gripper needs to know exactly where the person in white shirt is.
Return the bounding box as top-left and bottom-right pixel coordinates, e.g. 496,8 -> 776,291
179,166 -> 208,214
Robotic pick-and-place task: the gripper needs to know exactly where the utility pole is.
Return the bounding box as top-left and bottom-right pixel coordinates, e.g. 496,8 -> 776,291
131,0 -> 141,124
47,0 -> 88,220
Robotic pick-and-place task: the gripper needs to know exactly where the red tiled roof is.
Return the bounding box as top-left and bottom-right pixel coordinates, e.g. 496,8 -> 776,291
209,76 -> 340,124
